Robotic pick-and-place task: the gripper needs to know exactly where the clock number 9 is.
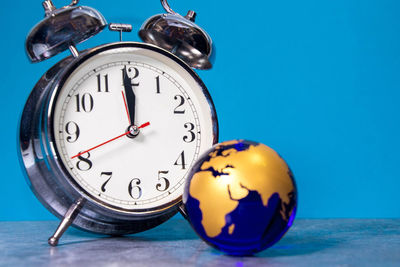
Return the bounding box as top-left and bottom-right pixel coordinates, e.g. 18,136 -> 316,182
183,122 -> 195,143
128,178 -> 142,199
65,121 -> 80,143
156,171 -> 170,192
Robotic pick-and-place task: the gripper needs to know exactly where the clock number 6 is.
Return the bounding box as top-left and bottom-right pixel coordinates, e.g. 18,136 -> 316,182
157,171 -> 170,192
128,178 -> 142,199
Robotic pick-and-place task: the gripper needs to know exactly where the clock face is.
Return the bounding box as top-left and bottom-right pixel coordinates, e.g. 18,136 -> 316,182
51,44 -> 216,213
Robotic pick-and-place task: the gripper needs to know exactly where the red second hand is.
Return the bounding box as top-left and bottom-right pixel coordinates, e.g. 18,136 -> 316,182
71,122 -> 150,159
139,122 -> 150,128
121,91 -> 131,125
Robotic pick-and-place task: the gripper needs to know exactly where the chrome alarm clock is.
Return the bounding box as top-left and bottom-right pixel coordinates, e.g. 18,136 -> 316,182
19,0 -> 218,246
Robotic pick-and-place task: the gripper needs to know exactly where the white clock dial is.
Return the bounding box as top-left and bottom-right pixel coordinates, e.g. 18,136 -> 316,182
52,46 -> 215,212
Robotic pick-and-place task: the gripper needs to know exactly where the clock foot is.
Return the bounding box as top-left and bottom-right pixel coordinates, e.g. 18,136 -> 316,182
178,203 -> 188,220
48,198 -> 86,246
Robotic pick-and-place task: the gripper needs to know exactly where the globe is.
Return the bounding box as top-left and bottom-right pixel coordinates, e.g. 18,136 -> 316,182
183,140 -> 297,256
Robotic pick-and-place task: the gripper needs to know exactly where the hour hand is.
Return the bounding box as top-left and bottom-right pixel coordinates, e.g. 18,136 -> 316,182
122,66 -> 135,125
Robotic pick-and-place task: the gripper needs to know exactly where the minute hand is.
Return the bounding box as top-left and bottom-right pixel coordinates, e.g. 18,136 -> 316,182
123,66 -> 136,125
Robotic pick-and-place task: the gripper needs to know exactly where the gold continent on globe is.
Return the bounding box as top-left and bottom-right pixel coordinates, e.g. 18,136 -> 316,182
183,140 -> 297,255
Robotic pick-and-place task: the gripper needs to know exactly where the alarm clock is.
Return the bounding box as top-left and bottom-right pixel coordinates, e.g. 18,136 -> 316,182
18,0 -> 218,246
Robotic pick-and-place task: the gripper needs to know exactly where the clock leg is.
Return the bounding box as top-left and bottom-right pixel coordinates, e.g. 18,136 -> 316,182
48,198 -> 86,246
178,203 -> 188,220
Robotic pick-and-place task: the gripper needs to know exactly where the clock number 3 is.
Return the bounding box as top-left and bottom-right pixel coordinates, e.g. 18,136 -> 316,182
129,178 -> 142,199
183,122 -> 195,143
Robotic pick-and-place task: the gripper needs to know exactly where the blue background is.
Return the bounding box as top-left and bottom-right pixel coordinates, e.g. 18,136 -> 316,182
1,0 -> 399,220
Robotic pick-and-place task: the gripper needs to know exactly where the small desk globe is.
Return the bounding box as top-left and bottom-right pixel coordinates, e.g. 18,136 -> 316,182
183,140 -> 297,256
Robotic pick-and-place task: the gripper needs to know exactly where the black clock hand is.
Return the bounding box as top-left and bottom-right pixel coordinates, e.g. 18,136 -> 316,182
122,66 -> 136,125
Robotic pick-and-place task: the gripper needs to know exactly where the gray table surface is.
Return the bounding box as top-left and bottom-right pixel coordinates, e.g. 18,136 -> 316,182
0,217 -> 399,266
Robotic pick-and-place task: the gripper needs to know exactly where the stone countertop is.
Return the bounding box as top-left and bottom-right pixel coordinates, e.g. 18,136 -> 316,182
0,218 -> 399,266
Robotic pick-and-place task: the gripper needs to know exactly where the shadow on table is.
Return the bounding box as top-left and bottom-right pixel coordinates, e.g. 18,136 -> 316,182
258,234 -> 341,258
58,227 -> 341,258
200,234 -> 342,261
42,226 -> 343,267
58,218 -> 198,246
53,235 -> 168,247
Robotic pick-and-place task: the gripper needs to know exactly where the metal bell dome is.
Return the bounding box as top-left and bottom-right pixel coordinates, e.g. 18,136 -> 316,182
139,0 -> 214,70
26,0 -> 107,63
